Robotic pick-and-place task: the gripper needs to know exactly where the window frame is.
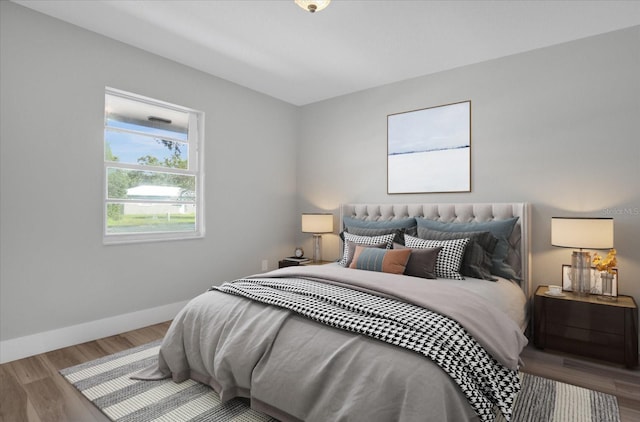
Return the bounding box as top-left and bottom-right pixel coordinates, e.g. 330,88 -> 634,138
103,87 -> 205,245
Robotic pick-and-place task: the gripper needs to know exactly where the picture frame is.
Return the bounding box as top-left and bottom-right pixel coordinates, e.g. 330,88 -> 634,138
561,264 -> 618,295
387,101 -> 471,194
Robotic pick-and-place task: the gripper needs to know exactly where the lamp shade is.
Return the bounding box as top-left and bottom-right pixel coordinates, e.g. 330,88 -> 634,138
302,213 -> 333,234
551,217 -> 613,249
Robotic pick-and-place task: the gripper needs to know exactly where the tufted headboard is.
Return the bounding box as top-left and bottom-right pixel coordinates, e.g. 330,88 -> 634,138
340,202 -> 531,297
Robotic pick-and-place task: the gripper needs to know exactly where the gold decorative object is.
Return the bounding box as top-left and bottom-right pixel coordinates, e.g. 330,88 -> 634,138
593,248 -> 617,273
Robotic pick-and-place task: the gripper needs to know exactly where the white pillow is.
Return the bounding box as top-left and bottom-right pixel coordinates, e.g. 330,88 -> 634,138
339,232 -> 395,267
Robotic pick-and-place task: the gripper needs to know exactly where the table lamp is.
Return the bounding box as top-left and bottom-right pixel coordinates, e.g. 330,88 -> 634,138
302,213 -> 333,262
551,217 -> 614,295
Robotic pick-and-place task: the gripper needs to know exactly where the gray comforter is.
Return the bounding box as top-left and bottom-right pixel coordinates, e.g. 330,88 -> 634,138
136,265 -> 527,422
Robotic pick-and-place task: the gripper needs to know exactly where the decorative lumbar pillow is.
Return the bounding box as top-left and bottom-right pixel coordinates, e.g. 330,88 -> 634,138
415,217 -> 519,280
404,235 -> 470,280
393,243 -> 442,279
349,246 -> 411,274
338,232 -> 395,267
342,240 -> 387,268
416,228 -> 497,281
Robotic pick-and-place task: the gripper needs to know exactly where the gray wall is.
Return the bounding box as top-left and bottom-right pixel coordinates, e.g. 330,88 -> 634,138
297,26 -> 640,307
0,2 -> 298,342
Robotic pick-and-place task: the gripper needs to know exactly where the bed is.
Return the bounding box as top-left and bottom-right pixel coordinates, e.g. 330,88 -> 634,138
137,202 -> 531,422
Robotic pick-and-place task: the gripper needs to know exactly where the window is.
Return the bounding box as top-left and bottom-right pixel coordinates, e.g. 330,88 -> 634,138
104,88 -> 204,244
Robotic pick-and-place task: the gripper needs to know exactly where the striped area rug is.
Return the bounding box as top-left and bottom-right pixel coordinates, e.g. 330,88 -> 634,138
60,341 -> 620,422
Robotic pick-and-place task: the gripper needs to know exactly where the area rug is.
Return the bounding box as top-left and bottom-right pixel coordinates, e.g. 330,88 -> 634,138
60,341 -> 620,422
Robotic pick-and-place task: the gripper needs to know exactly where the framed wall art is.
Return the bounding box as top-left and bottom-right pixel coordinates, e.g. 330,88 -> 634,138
387,100 -> 471,194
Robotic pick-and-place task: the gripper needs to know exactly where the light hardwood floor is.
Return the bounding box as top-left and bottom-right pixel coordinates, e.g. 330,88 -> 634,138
1,322 -> 638,421
1,322 -> 171,422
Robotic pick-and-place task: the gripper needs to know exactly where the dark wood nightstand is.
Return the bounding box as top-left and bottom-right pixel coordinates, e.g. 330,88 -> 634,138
278,260 -> 333,268
533,285 -> 638,368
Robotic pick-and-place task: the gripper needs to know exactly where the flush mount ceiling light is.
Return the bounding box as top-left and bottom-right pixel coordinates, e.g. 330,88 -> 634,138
295,0 -> 331,13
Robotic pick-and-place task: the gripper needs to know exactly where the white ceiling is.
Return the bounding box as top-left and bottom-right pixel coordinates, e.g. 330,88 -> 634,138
13,0 -> 640,106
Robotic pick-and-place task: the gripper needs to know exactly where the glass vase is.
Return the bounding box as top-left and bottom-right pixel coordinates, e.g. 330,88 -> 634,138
598,271 -> 617,301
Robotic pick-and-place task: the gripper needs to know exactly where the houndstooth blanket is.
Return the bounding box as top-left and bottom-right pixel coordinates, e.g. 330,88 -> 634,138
212,277 -> 520,422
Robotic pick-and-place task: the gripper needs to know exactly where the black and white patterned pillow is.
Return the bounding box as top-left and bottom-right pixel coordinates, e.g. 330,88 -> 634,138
405,234 -> 470,280
339,232 -> 395,267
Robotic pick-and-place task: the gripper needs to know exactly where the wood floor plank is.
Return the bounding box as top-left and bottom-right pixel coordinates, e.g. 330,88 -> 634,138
74,341 -> 110,362
616,379 -> 640,400
43,347 -> 86,372
0,364 -> 30,422
619,400 -> 640,422
22,377 -> 69,422
6,355 -> 53,385
25,401 -> 43,422
95,334 -> 135,355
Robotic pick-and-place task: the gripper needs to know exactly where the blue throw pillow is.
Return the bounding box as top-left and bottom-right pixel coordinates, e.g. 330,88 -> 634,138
343,216 -> 417,229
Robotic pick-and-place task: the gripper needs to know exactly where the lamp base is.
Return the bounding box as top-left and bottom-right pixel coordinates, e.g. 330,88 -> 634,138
570,251 -> 591,296
312,234 -> 323,263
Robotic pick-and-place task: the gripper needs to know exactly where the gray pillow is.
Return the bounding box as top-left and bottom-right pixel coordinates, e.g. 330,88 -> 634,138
416,217 -> 519,280
343,217 -> 417,245
417,228 -> 497,281
394,243 -> 442,279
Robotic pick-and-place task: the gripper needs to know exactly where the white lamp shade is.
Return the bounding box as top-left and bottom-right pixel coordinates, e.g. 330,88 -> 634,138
302,213 -> 333,234
551,217 -> 614,249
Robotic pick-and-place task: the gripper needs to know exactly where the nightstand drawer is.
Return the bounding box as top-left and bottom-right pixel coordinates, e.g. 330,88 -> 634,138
545,333 -> 626,364
546,323 -> 624,347
546,300 -> 625,335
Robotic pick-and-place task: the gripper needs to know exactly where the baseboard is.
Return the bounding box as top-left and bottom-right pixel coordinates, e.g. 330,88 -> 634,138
0,300 -> 188,364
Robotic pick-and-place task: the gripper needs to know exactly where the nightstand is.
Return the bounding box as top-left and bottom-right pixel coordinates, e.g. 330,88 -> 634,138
533,285 -> 638,368
278,260 -> 333,268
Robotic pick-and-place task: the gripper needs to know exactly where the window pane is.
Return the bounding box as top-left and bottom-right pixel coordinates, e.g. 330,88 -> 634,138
105,93 -> 189,141
107,168 -> 195,201
106,118 -> 187,141
105,128 -> 189,169
106,203 -> 196,234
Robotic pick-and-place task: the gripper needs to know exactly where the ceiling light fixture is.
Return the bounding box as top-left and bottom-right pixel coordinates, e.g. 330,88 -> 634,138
295,0 -> 331,13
